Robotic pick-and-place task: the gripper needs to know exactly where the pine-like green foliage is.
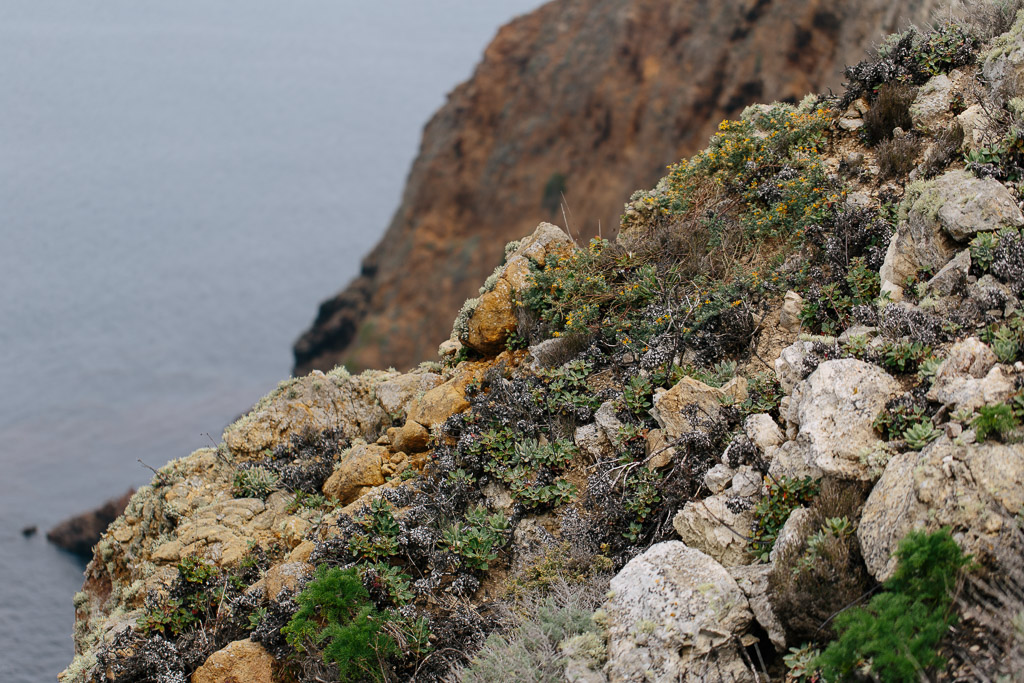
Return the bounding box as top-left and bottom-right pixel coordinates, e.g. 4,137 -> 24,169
283,566 -> 396,681
815,529 -> 970,682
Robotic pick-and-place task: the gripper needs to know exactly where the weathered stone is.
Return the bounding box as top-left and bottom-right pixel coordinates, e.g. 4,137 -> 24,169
927,364 -> 1016,413
721,375 -> 749,402
192,639 -> 276,683
651,377 -> 726,440
728,563 -> 787,652
407,377 -> 470,428
775,341 -> 815,394
956,104 -> 996,152
224,369 -> 391,460
909,74 -> 953,132
923,248 -> 970,298
729,467 -> 762,498
391,420 -> 430,454
375,372 -> 443,417
322,441 -> 387,505
779,291 -> 804,333
744,414 -> 784,452
594,400 -> 626,443
858,437 -> 1024,581
673,495 -> 756,567
704,464 -> 736,494
787,359 -> 900,480
983,20 -> 1024,101
576,422 -> 615,461
769,507 -> 812,565
645,428 -> 676,469
602,542 -> 755,682
935,337 -> 998,382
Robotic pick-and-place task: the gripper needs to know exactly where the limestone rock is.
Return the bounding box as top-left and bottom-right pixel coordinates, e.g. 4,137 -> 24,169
957,104 -> 996,152
704,464 -> 736,494
322,441 -> 387,505
729,467 -> 762,498
602,542 -> 756,682
983,21 -> 1024,101
927,363 -> 1016,413
576,422 -> 615,461
192,639 -> 276,683
645,428 -> 676,469
744,414 -> 784,452
224,369 -> 391,460
673,495 -> 755,567
935,337 -> 998,381
909,74 -> 953,132
594,400 -> 626,443
923,248 -> 970,299
769,507 -> 812,565
775,341 -> 815,393
786,359 -> 899,480
779,291 -> 804,333
858,437 -> 1024,581
651,377 -> 727,440
727,563 -> 787,652
375,371 -> 443,417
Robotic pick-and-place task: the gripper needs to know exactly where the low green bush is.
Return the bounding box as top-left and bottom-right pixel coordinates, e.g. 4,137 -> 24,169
815,529 -> 970,682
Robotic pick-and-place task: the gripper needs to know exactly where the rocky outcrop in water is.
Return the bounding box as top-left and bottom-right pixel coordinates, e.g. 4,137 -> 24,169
294,0 -> 941,374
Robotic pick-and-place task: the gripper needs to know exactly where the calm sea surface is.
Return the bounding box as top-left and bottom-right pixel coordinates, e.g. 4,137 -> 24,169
0,2 -> 541,679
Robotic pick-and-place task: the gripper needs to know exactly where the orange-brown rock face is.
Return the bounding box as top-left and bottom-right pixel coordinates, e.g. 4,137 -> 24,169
293,0 -> 939,375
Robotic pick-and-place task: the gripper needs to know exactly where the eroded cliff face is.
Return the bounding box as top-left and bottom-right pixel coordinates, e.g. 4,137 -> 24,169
294,0 -> 940,374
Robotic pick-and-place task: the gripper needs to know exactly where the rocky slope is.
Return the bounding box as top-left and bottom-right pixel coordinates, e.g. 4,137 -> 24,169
294,0 -> 943,375
65,7 -> 1024,683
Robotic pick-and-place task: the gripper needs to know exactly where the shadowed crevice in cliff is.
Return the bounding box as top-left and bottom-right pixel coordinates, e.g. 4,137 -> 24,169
294,0 -> 941,376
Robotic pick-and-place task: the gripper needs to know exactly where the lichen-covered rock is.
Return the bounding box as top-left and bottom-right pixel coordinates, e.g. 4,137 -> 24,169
192,639 -> 276,683
880,170 -> 1023,297
391,419 -> 430,454
935,337 -> 998,381
956,104 -> 996,152
322,441 -> 387,504
927,364 -> 1016,413
224,368 -> 392,460
460,223 -> 573,355
744,413 -> 784,452
375,371 -> 443,417
909,73 -> 953,132
786,359 -> 899,480
858,436 -> 1024,581
651,377 -> 727,440
602,541 -> 756,682
983,12 -> 1024,99
727,563 -> 787,652
576,422 -> 615,461
406,368 -> 477,428
673,495 -> 756,567
769,507 -> 813,565
923,248 -> 970,299
774,341 -> 815,393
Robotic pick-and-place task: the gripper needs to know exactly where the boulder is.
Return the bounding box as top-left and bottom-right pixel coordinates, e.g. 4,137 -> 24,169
651,377 -> 727,440
923,249 -> 970,299
224,369 -> 391,460
858,437 -> 1024,581
769,507 -> 813,565
880,170 -> 1023,295
779,291 -> 804,333
956,104 -> 996,152
594,400 -> 627,443
602,542 -> 756,682
983,20 -> 1024,100
322,441 -> 387,504
645,428 -> 676,469
390,419 -> 430,454
248,562 -> 313,601
786,359 -> 899,480
774,341 -> 815,393
909,74 -> 953,132
460,223 -> 573,355
703,464 -> 736,494
673,494 -> 756,567
727,563 -> 787,652
576,422 -> 615,461
407,377 -> 471,429
744,414 -> 784,452
935,337 -> 998,381
192,639 -> 276,683
927,364 -> 1016,413
375,371 -> 443,417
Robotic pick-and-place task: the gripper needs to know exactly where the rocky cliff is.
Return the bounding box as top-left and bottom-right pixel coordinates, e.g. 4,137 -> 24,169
294,0 -> 942,375
66,6 -> 1024,683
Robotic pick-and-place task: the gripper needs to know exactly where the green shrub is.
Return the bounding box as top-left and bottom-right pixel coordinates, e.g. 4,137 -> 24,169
283,566 -> 397,682
442,507 -> 510,571
881,339 -> 931,373
349,498 -> 400,562
815,529 -> 970,682
970,230 -> 1000,272
750,476 -> 820,561
973,403 -> 1019,441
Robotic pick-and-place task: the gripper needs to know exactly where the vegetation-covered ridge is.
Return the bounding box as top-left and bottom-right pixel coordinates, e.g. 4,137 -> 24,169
66,6 -> 1024,682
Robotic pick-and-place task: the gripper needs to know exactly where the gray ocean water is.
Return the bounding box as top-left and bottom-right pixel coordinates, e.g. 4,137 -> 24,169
0,2 -> 542,679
